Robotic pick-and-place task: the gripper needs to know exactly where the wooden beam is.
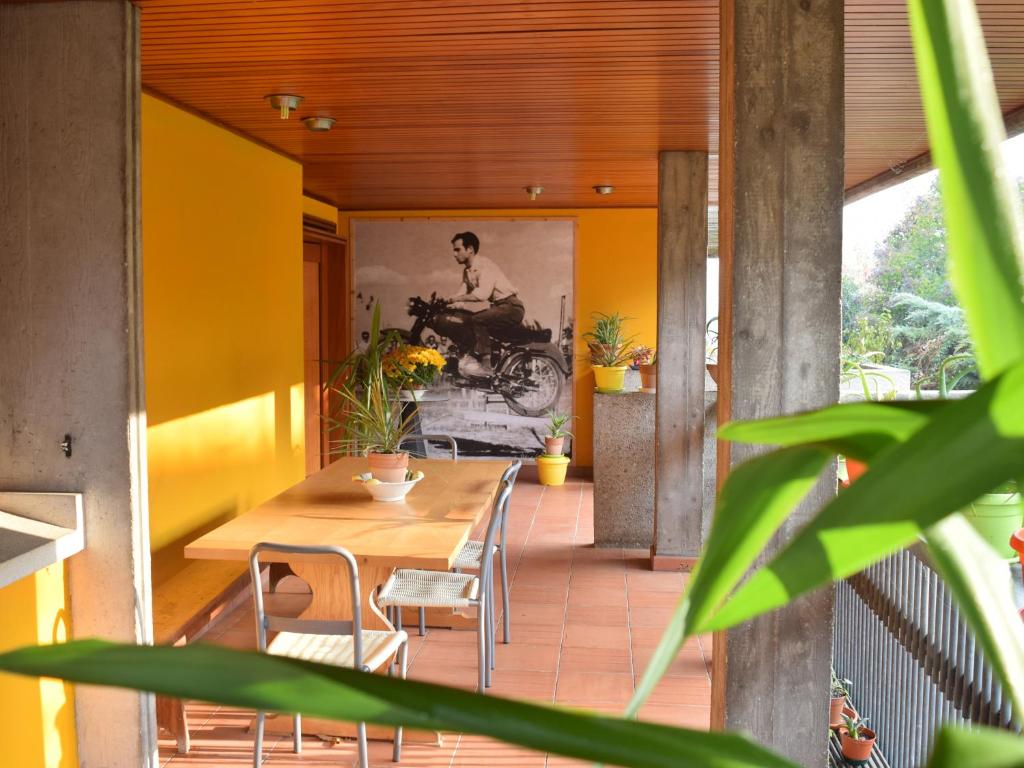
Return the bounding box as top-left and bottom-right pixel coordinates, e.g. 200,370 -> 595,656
652,151 -> 708,569
712,0 -> 843,763
845,103 -> 1024,204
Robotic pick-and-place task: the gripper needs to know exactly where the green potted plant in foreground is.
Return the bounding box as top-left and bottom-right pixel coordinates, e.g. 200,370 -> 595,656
583,311 -> 636,393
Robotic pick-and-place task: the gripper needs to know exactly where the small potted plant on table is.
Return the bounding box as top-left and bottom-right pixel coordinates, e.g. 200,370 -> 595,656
631,346 -> 657,391
839,714 -> 876,765
583,311 -> 636,393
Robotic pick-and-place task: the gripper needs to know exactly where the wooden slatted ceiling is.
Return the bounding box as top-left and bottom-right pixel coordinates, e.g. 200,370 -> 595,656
136,0 -> 1024,209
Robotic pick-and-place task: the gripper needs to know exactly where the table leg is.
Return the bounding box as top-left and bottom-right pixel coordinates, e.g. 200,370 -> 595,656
288,561 -> 394,630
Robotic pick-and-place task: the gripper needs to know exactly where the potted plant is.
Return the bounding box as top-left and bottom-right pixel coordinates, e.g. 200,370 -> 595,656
325,304 -> 417,485
963,481 -> 1022,559
383,344 -> 446,400
543,411 -> 574,455
838,352 -> 897,485
631,346 -> 657,391
829,672 -> 850,728
582,312 -> 636,393
839,714 -> 876,765
537,454 -> 570,486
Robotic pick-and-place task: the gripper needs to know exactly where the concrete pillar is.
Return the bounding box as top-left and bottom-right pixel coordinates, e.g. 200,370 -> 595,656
0,3 -> 156,766
712,0 -> 843,764
652,151 -> 708,570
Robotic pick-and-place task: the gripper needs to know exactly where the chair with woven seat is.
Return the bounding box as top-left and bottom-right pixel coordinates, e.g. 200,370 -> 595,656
397,433 -> 458,636
454,460 -> 521,666
377,482 -> 513,692
248,542 -> 408,768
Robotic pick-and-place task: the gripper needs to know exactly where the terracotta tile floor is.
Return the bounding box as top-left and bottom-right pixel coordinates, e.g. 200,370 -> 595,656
160,480 -> 711,767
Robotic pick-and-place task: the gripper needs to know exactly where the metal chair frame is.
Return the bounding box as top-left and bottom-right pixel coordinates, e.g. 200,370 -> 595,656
380,482 -> 513,692
249,542 -> 408,768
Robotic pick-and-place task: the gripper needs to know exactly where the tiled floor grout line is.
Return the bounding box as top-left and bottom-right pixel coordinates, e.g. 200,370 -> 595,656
545,482 -> 584,767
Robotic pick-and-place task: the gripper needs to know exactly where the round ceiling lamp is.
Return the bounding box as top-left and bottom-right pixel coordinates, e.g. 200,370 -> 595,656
593,185 -> 615,195
302,116 -> 337,132
264,94 -> 304,119
524,185 -> 544,201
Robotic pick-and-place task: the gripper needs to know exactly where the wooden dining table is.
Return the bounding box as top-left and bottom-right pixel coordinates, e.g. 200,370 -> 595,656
185,456 -> 512,631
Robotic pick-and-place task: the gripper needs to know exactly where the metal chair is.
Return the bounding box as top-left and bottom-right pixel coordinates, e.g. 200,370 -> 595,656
398,434 -> 458,461
454,460 -> 521,658
248,543 -> 408,768
397,433 -> 458,636
377,482 -> 513,692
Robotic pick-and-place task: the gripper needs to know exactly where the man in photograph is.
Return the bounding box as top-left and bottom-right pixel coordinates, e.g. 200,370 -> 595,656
447,231 -> 525,376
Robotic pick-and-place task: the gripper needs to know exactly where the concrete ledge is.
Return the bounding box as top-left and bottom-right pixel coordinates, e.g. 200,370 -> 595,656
0,492 -> 84,589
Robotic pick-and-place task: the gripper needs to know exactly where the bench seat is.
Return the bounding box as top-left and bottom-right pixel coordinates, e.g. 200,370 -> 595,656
153,559 -> 250,754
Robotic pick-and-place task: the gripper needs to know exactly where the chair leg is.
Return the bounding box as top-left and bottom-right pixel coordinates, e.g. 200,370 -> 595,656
418,606 -> 426,636
293,713 -> 302,753
487,577 -> 495,677
476,594 -> 487,693
357,722 -> 369,768
395,606 -> 403,632
253,711 -> 265,768
499,545 -> 511,644
393,640 -> 408,762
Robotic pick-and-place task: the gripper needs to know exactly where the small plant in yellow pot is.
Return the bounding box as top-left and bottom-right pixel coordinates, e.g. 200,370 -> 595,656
537,454 -> 570,486
582,312 -> 635,393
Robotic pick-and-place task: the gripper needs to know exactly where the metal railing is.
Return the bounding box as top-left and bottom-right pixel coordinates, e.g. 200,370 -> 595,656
833,545 -> 1020,768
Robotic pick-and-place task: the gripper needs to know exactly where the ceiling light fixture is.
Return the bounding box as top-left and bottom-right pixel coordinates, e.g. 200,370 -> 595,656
593,184 -> 615,195
264,94 -> 303,119
524,185 -> 544,201
302,116 -> 336,132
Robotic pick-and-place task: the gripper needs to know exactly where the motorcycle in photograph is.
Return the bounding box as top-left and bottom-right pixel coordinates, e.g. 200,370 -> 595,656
389,294 -> 570,417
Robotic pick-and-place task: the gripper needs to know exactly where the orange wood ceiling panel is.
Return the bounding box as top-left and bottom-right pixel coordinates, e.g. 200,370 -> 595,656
136,0 -> 1024,209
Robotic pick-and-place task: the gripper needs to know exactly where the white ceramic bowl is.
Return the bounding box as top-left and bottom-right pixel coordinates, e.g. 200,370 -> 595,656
352,472 -> 424,502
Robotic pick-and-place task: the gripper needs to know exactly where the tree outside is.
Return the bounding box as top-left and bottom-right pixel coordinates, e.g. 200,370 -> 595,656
843,178 -> 1024,390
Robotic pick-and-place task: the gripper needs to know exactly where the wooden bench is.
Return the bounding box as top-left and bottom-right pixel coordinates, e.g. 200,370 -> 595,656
153,559 -> 251,754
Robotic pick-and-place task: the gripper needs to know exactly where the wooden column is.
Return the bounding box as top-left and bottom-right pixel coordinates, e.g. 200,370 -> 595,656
652,151 -> 708,571
712,0 -> 843,764
0,3 -> 156,766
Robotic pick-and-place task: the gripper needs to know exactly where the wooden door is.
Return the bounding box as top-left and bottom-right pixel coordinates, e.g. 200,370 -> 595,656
302,230 -> 349,475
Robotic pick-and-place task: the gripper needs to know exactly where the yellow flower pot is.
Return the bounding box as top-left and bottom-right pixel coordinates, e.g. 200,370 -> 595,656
537,455 -> 570,486
593,365 -> 628,393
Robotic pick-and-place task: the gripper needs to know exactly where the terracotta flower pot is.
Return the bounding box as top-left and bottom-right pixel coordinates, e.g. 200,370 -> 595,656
831,704 -> 858,730
840,726 -> 876,764
367,451 -> 409,483
706,363 -> 719,384
829,696 -> 847,728
639,363 -> 657,391
544,436 -> 565,455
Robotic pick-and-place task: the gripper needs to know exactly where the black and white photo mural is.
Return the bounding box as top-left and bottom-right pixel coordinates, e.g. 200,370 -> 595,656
352,218 -> 575,459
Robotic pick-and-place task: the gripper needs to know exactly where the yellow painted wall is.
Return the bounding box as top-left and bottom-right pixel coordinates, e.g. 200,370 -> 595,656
0,567 -> 77,768
337,209 -> 658,467
142,93 -> 306,562
303,195 -> 339,226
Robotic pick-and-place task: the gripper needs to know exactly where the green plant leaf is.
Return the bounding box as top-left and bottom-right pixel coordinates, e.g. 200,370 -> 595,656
909,0 -> 1024,380
627,445 -> 830,716
923,725 -> 1024,768
704,361 -> 1024,632
718,401 -> 941,460
923,514 -> 1024,715
0,640 -> 798,768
